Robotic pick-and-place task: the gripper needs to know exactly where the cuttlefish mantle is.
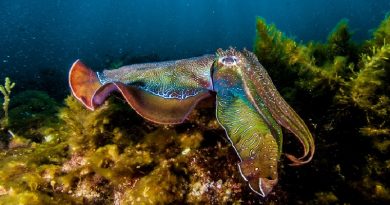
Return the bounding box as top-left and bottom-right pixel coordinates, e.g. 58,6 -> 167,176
68,48 -> 315,197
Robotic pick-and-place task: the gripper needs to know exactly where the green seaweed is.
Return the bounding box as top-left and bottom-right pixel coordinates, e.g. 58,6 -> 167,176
369,13 -> 390,47
0,77 -> 15,131
253,14 -> 390,204
327,19 -> 355,58
349,44 -> 389,133
253,17 -> 357,106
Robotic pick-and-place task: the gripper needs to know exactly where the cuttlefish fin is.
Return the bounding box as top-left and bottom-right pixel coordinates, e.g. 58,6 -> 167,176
69,60 -> 211,124
99,82 -> 211,124
215,91 -> 280,197
69,60 -> 102,110
241,50 -> 315,166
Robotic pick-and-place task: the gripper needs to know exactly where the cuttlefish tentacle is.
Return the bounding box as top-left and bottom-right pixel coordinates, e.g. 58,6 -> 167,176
69,55 -> 215,124
240,49 -> 315,165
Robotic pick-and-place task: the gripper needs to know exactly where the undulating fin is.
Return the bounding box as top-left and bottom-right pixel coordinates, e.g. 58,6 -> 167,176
101,83 -> 211,124
241,50 -> 315,166
69,56 -> 215,124
215,92 -> 279,197
69,60 -> 102,110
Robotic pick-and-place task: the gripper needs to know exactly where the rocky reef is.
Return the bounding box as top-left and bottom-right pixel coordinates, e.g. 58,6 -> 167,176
0,95 -> 264,204
0,14 -> 389,204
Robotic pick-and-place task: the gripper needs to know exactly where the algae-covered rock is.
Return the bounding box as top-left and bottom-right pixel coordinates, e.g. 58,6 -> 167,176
0,135 -> 71,205
55,96 -> 260,204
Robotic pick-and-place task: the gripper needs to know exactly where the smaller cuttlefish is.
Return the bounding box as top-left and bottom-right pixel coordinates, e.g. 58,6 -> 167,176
69,48 -> 314,197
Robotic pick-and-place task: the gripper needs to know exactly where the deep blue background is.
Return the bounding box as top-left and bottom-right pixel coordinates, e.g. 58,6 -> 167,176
0,0 -> 389,97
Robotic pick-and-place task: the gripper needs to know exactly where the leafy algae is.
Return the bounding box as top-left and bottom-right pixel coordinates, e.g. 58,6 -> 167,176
254,15 -> 389,204
0,77 -> 15,133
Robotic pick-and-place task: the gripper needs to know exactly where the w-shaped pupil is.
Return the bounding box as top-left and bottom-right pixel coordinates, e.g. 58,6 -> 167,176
222,56 -> 235,64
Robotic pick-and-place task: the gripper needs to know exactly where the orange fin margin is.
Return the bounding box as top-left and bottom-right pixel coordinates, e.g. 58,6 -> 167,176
69,60 -> 102,110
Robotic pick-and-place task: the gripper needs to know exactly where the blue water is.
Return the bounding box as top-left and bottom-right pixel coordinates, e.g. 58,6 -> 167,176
0,0 -> 389,97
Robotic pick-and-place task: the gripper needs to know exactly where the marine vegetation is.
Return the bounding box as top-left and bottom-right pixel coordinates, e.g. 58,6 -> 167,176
69,48 -> 314,197
0,77 -> 15,143
0,13 -> 389,205
254,15 -> 390,204
0,77 -> 15,136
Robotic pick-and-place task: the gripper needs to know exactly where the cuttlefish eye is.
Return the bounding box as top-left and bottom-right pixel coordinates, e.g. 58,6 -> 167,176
220,56 -> 239,66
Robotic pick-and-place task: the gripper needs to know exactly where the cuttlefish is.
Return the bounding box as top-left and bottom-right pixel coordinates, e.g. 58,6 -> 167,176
69,48 -> 314,197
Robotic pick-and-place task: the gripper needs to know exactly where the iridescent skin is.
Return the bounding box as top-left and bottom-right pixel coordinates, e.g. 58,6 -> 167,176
213,49 -> 281,196
99,55 -> 214,100
68,48 -> 314,197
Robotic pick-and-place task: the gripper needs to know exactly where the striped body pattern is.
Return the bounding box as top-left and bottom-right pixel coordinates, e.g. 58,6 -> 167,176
99,55 -> 214,100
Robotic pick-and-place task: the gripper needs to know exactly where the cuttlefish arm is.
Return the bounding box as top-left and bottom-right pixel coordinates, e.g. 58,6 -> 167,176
213,49 -> 282,196
213,48 -> 314,196
215,91 -> 280,196
69,55 -> 215,124
240,50 -> 314,165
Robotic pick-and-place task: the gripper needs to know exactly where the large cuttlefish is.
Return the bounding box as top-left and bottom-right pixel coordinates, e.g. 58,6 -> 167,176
69,48 -> 314,197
